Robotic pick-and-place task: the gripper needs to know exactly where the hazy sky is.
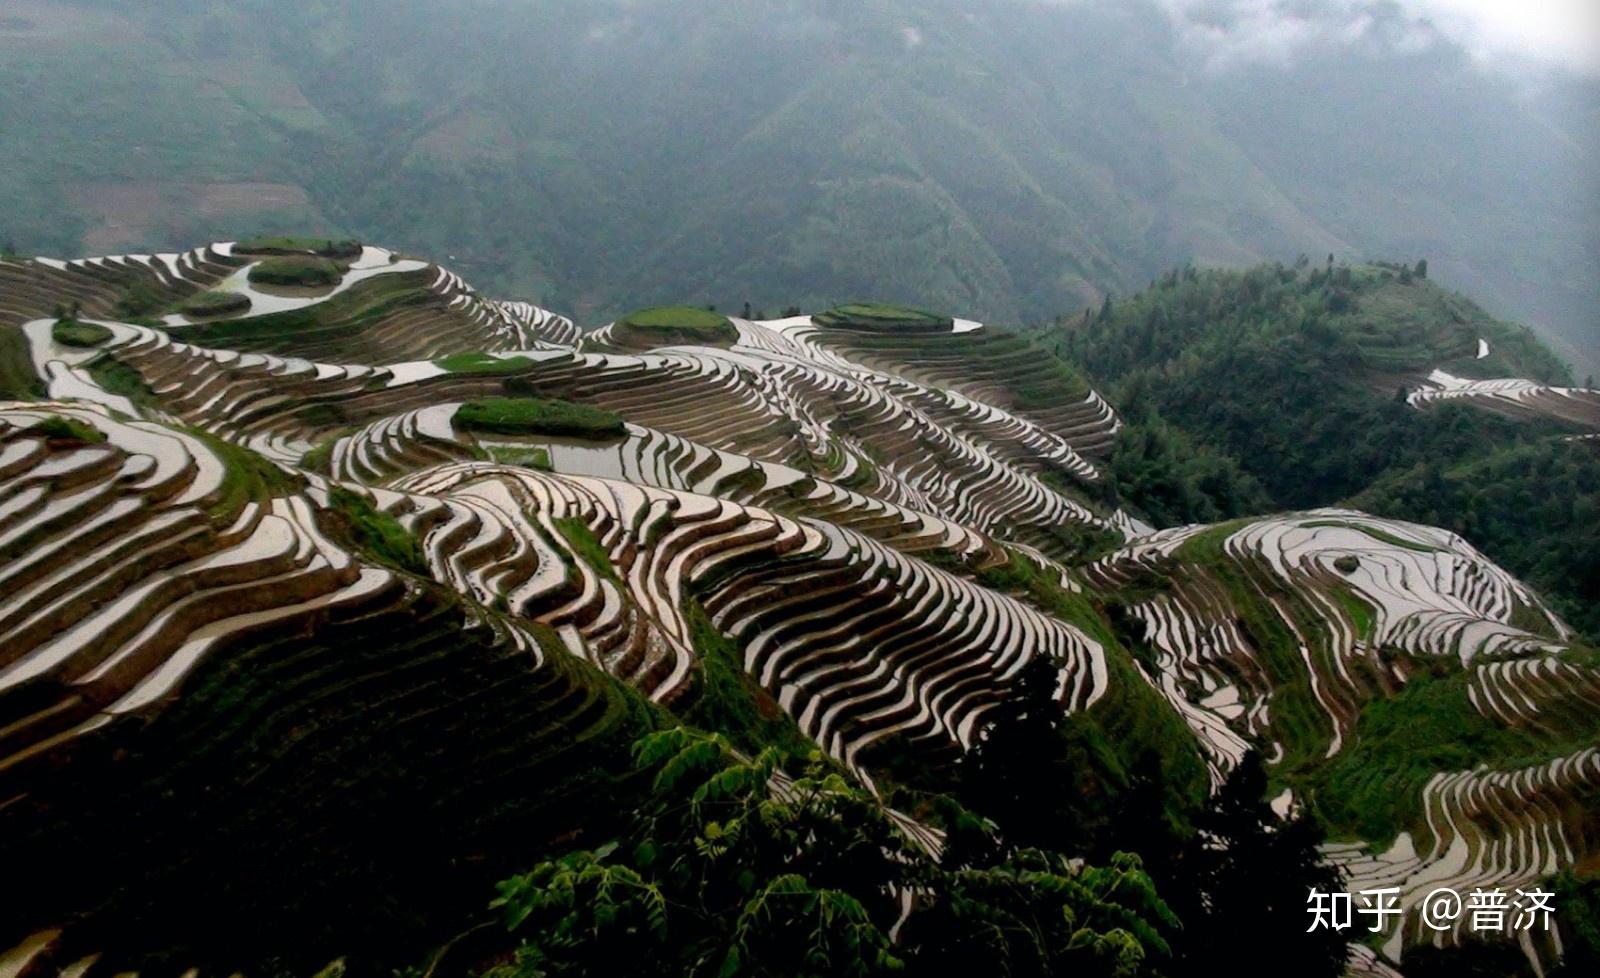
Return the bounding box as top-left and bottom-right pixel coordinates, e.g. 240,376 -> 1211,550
1153,0 -> 1600,76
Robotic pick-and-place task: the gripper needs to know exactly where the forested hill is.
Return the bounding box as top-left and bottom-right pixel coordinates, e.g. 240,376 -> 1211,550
1,0 -> 1595,374
1057,260 -> 1600,639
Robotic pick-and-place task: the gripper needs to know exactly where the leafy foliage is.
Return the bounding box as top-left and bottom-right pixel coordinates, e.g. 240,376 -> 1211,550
680,601 -> 816,761
552,516 -> 619,582
183,428 -> 301,522
483,727 -> 1179,978
1302,666 -> 1600,847
1100,389 -> 1271,526
1549,872 -> 1600,978
1061,262 -> 1598,641
86,354 -> 159,410
1156,753 -> 1348,978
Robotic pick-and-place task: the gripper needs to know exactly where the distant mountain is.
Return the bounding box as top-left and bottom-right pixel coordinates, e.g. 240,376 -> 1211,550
1,0 -> 1595,374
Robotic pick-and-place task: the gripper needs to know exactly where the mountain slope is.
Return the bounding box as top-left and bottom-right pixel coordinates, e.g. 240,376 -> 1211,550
0,240 -> 1596,975
2,0 -> 1594,374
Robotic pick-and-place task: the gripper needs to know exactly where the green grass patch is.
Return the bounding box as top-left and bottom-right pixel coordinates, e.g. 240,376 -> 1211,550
185,428 -> 301,523
25,414 -> 105,443
679,600 -> 817,761
980,547 -> 1210,824
86,354 -> 158,410
51,319 -> 112,347
180,290 -> 252,318
235,236 -> 363,259
299,436 -> 340,474
1302,520 -> 1438,553
432,351 -> 536,375
113,280 -> 169,319
174,274 -> 432,353
248,256 -> 342,288
1297,667 -> 1600,847
1329,584 -> 1375,641
0,327 -> 45,400
813,302 -> 954,332
615,305 -> 738,344
323,485 -> 427,574
455,397 -> 624,439
1174,521 -> 1335,771
485,444 -> 552,470
553,517 -> 618,582
1171,519 -> 1251,562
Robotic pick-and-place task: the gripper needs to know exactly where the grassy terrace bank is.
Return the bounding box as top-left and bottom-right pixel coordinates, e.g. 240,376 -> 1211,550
179,289 -> 252,317
247,256 -> 342,288
455,397 -> 625,439
615,305 -> 737,345
51,319 -> 112,347
434,351 -> 536,374
234,236 -> 363,259
813,302 -> 954,332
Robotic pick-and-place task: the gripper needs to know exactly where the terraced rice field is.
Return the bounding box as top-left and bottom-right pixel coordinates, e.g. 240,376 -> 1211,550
1,242 -> 1594,975
1408,363 -> 1600,432
1086,509 -> 1600,969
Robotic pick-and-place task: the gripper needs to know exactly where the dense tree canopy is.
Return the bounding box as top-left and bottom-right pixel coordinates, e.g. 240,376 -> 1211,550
478,727 -> 1182,978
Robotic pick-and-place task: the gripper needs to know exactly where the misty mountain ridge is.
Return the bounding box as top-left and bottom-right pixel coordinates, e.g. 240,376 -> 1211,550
2,0 -> 1595,375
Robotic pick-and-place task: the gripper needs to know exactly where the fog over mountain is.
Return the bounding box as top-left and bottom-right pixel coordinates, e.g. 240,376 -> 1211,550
1152,0 -> 1600,76
2,0 -> 1595,371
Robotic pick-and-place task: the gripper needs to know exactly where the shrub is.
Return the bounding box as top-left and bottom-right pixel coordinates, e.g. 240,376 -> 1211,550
1333,554 -> 1359,574
51,319 -> 112,347
455,397 -> 625,439
248,256 -> 342,288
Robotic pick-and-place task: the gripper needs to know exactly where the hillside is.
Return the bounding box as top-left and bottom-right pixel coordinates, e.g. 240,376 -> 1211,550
0,0 -> 1595,376
0,241 -> 1596,976
1058,261 -> 1600,640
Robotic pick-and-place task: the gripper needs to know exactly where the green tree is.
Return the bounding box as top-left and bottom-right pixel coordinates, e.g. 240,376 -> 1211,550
483,727 -> 1179,978
1549,871 -> 1600,977
951,656 -> 1116,855
1163,753 -> 1348,978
